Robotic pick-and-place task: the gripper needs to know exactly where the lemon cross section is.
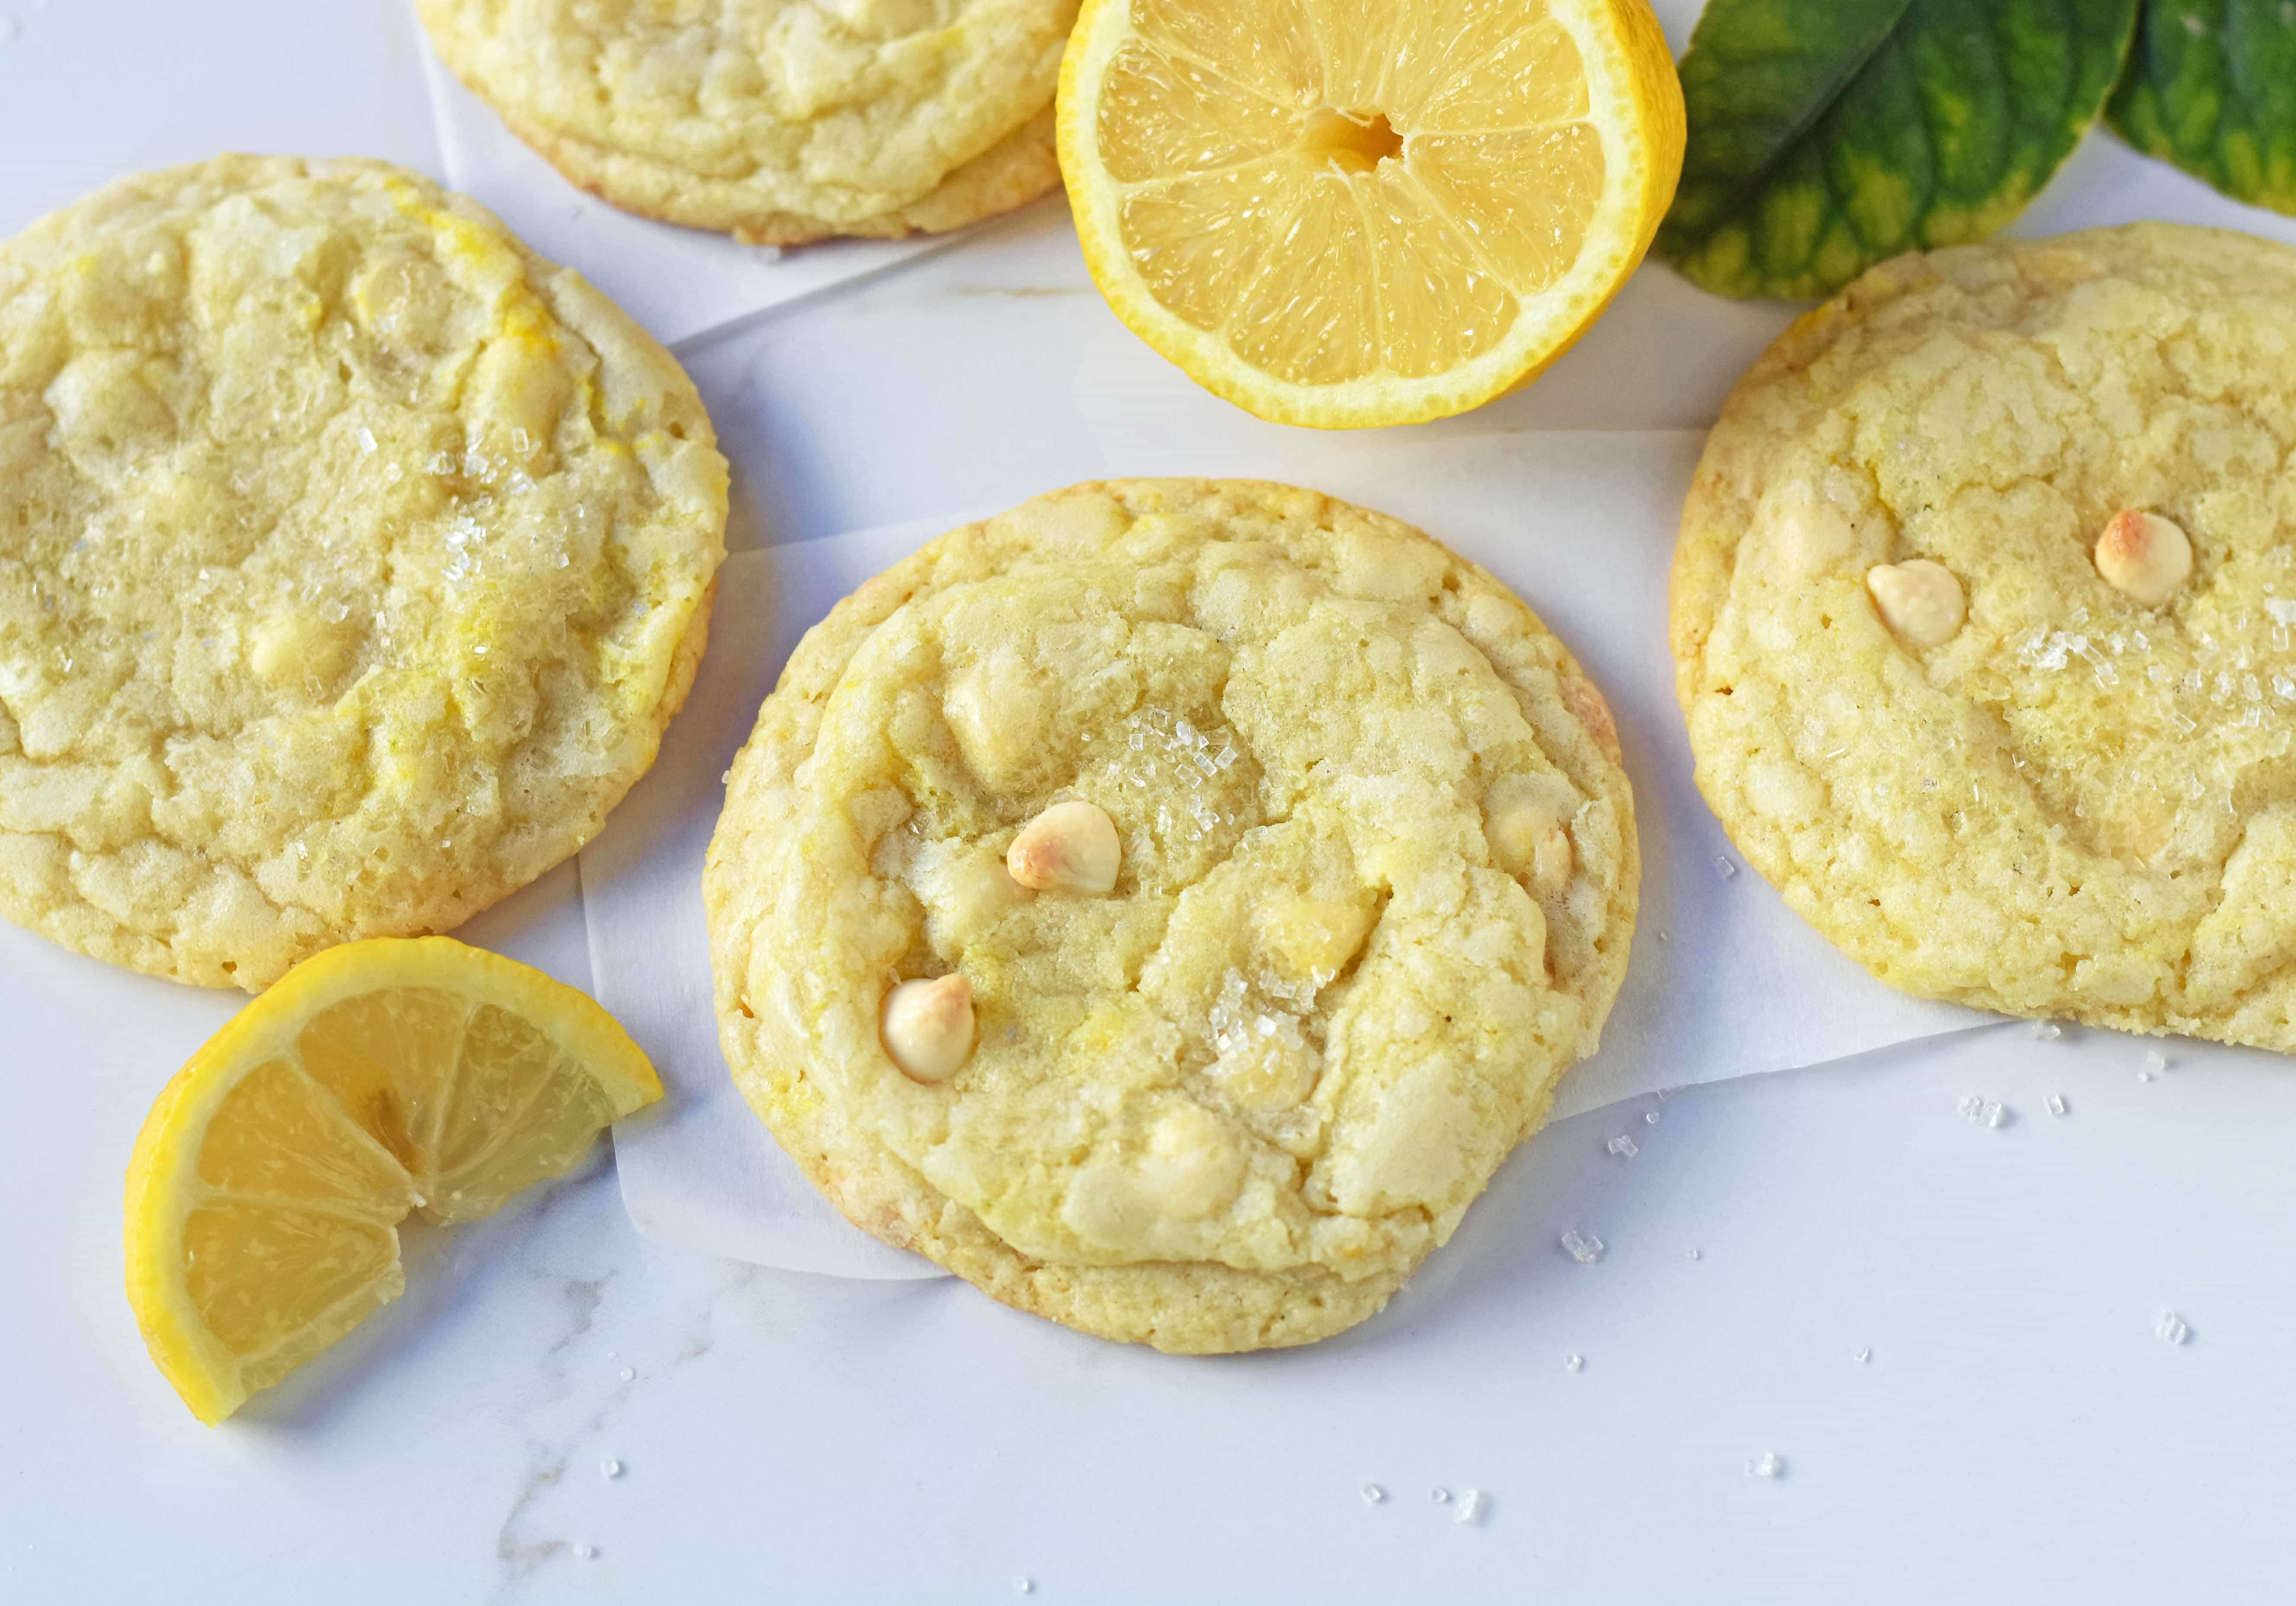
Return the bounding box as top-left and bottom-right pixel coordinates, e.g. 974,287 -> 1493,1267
123,937 -> 661,1425
1058,0 -> 1685,428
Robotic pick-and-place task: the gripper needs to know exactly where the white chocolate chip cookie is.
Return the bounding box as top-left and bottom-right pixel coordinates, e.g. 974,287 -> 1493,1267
1673,224 -> 2296,1049
0,156 -> 728,989
707,481 -> 1637,1351
416,0 -> 1075,246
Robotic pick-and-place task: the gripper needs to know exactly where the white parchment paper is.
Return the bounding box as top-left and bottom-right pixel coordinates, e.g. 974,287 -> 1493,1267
585,433 -> 1984,1278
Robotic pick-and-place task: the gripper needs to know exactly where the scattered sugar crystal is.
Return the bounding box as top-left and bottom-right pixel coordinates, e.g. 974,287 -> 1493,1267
1361,1484 -> 1386,1505
1564,1354 -> 1583,1372
356,427 -> 377,454
2157,1310 -> 2191,1346
1956,1094 -> 1983,1120
1713,854 -> 1738,879
1958,1095 -> 2007,1128
1747,1453 -> 1785,1479
1855,1347 -> 1872,1364
1985,1102 -> 2010,1129
1455,1490 -> 1487,1526
1431,1487 -> 1451,1504
1689,1248 -> 1703,1261
2142,1048 -> 2168,1074
756,245 -> 784,263
1559,1229 -> 1604,1265
1645,1109 -> 1660,1125
600,1459 -> 623,1479
1606,1134 -> 1638,1159
573,1544 -> 597,1561
1014,1578 -> 1034,1596
2046,1093 -> 2068,1117
618,1367 -> 635,1382
2137,1070 -> 2154,1083
2031,1020 -> 2062,1041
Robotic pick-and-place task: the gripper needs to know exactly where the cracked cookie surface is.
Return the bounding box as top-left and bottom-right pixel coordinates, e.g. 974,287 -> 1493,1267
706,480 -> 1636,1350
417,0 -> 1074,245
1674,224 -> 2296,1048
0,156 -> 727,989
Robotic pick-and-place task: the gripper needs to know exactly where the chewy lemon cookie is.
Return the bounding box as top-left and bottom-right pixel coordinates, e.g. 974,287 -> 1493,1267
708,481 -> 1637,1350
417,0 -> 1075,246
1675,224 -> 2296,1049
0,156 -> 727,990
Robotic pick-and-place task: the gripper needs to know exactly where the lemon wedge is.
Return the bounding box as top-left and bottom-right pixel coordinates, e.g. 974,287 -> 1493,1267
1059,0 -> 1685,428
124,938 -> 660,1424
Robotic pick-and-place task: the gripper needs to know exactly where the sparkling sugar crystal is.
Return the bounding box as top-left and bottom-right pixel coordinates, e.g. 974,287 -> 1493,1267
2157,1310 -> 2192,1346
1455,1490 -> 1488,1526
1713,854 -> 1738,879
1855,1347 -> 1872,1364
573,1544 -> 597,1561
1361,1484 -> 1386,1505
1431,1487 -> 1451,1504
600,1459 -> 623,1479
2031,1020 -> 2062,1041
1747,1453 -> 1785,1479
1560,1229 -> 1605,1265
1985,1102 -> 2010,1129
1014,1579 -> 1034,1596
2142,1048 -> 2168,1074
2046,1093 -> 2068,1117
1606,1134 -> 1639,1158
1565,1353 -> 1584,1372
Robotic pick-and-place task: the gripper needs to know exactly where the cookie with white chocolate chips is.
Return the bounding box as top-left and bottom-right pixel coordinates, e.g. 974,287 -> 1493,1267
707,481 -> 1638,1351
1674,223 -> 2296,1049
0,156 -> 727,989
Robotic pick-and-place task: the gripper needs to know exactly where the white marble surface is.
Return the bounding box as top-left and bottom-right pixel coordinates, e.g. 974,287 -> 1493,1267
5,3 -> 2296,1602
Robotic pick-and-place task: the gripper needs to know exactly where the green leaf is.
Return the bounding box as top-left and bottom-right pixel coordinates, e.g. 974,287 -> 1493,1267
1656,0 -> 2141,300
2110,0 -> 2296,214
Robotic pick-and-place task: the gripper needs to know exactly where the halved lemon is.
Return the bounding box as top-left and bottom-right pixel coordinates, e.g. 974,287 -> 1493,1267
1059,0 -> 1685,428
124,937 -> 660,1424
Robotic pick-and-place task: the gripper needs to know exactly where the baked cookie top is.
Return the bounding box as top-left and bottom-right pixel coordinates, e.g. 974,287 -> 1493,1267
1674,224 -> 2296,1048
0,155 -> 727,990
417,0 -> 1074,245
707,480 -> 1637,1350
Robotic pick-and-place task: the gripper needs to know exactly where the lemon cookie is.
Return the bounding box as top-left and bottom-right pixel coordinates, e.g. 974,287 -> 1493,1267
1675,224 -> 2296,1049
707,481 -> 1637,1350
417,0 -> 1075,246
0,156 -> 727,990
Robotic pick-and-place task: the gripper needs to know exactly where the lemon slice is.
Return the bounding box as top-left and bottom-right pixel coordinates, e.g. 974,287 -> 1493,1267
1059,0 -> 1685,428
124,938 -> 661,1423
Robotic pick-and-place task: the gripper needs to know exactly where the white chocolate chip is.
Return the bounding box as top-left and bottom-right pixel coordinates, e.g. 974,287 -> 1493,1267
879,974 -> 975,1084
1006,800 -> 1120,894
1490,802 -> 1574,899
1865,560 -> 1965,648
2094,510 -> 2192,606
